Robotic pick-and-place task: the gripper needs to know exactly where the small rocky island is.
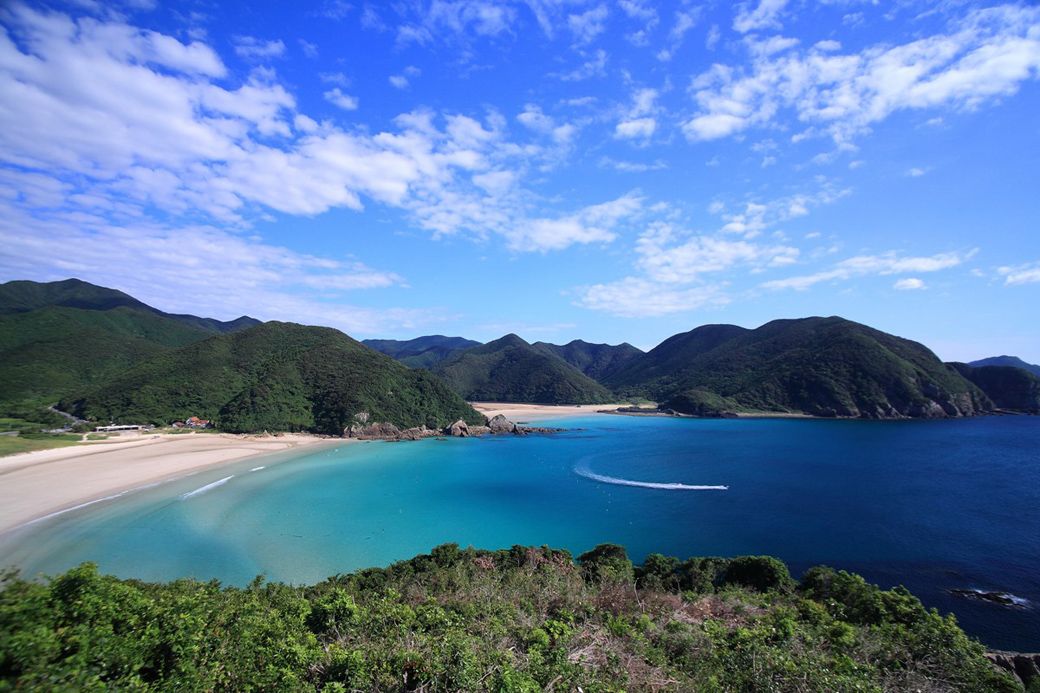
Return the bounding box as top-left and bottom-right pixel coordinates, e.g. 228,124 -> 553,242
344,413 -> 561,441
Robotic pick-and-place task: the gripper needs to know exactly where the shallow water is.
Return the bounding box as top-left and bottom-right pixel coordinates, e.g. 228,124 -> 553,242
2,415 -> 1038,650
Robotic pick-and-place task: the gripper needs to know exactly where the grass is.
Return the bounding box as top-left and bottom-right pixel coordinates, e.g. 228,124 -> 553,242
0,432 -> 81,457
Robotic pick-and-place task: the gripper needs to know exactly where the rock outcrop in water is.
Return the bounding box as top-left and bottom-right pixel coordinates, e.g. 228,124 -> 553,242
348,415 -> 561,440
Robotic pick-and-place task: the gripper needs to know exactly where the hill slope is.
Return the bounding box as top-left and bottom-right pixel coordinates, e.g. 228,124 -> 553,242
363,335 -> 481,369
0,279 -> 259,411
0,278 -> 259,333
951,362 -> 1040,413
609,317 -> 991,418
0,546 -> 1015,691
64,321 -> 482,433
433,334 -> 615,404
968,355 -> 1040,378
606,324 -> 749,390
532,339 -> 643,381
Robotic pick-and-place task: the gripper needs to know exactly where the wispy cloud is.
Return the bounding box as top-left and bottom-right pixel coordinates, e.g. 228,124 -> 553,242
762,250 -> 976,291
686,6 -> 1040,145
233,36 -> 286,60
998,261 -> 1040,285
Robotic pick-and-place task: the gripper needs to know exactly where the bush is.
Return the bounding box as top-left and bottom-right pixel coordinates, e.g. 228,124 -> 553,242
577,544 -> 634,583
720,556 -> 794,592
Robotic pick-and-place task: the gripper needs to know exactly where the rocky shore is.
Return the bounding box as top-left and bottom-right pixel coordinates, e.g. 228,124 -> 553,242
344,413 -> 562,441
986,651 -> 1040,688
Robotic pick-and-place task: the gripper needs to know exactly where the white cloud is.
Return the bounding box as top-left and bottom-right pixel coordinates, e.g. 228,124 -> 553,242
599,157 -> 667,172
0,5 -> 628,258
507,192 -> 643,252
323,87 -> 359,110
762,250 -> 975,291
685,6 -> 1040,144
299,39 -> 318,58
733,0 -> 789,34
0,200 -> 427,336
656,8 -> 701,61
396,1 -> 516,45
232,36 -> 286,60
578,277 -> 729,317
894,277 -> 926,290
615,117 -> 657,139
556,49 -> 608,81
568,5 -> 609,45
906,166 -> 928,177
389,75 -> 409,89
998,261 -> 1040,285
636,222 -> 799,283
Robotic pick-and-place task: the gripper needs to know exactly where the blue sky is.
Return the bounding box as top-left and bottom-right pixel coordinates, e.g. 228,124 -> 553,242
1,0 -> 1038,361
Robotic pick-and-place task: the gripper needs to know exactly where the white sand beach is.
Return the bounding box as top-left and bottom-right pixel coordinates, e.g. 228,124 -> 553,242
471,402 -> 626,421
0,432 -> 341,535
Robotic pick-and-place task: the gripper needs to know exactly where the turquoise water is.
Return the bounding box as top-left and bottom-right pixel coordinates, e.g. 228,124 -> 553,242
2,415 -> 1038,650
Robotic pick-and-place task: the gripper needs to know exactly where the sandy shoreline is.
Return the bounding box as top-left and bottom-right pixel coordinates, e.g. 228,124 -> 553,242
0,432 -> 342,535
471,402 -> 626,421
0,405 -> 627,534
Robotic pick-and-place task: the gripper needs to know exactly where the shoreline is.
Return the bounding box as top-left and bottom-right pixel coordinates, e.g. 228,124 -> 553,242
470,402 -> 626,422
0,432 -> 343,535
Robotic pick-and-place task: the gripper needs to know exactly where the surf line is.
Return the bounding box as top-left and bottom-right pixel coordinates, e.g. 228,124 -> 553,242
180,475 -> 234,500
574,463 -> 728,491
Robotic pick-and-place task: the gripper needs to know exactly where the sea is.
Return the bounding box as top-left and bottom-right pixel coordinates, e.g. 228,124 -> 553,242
2,414 -> 1038,651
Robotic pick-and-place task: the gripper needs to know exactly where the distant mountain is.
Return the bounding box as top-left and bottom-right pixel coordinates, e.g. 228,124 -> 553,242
968,355 -> 1040,378
950,363 -> 1040,413
0,279 -> 258,410
608,317 -> 991,419
363,335 -> 481,369
606,324 -> 749,391
65,322 -> 483,434
0,278 -> 259,333
432,334 -> 615,404
532,339 -> 643,381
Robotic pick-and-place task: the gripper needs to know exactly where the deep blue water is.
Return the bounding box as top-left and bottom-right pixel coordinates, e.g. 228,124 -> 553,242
2,414 -> 1038,650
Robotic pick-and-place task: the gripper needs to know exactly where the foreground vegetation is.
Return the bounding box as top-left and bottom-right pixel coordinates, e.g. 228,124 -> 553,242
0,545 -> 1018,691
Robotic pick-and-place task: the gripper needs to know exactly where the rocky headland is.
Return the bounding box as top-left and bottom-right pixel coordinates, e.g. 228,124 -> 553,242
344,413 -> 562,441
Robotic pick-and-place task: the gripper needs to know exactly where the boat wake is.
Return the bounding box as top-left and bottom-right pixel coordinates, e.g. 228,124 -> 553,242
574,462 -> 727,491
180,475 -> 234,500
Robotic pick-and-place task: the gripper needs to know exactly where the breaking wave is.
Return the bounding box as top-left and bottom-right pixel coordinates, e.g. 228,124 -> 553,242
574,462 -> 727,491
180,475 -> 234,500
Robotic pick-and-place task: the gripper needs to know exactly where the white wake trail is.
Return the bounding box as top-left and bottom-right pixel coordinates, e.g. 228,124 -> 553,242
575,463 -> 727,491
180,475 -> 234,500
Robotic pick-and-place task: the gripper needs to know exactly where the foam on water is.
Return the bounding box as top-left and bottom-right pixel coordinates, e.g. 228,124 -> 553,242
180,475 -> 234,500
574,461 -> 728,491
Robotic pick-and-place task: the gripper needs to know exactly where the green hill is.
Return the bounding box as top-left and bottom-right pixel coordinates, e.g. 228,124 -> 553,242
0,278 -> 259,333
607,324 -> 749,390
608,317 -> 991,418
532,339 -> 643,381
951,362 -> 1040,413
64,321 -> 483,434
363,335 -> 481,369
433,334 -> 615,404
0,546 -> 1015,691
968,355 -> 1040,378
0,279 -> 259,414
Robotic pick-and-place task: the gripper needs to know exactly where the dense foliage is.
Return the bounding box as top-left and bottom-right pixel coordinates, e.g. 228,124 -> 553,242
532,339 -> 644,382
64,322 -> 484,434
0,545 -> 1017,691
0,279 -> 256,415
364,335 -> 482,369
607,317 -> 992,418
951,363 -> 1040,413
433,334 -> 615,404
